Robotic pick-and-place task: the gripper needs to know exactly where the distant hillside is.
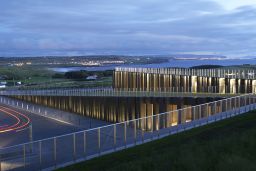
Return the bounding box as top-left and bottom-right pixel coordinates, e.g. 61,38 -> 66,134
171,54 -> 227,60
190,65 -> 223,69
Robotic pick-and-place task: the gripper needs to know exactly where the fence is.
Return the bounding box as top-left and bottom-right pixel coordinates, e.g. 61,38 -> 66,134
0,93 -> 255,171
0,87 -> 240,98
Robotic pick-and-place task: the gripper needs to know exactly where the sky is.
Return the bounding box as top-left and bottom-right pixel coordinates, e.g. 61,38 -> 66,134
0,0 -> 256,57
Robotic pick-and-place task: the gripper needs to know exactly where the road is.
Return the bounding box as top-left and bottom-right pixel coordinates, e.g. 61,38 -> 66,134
0,104 -> 82,148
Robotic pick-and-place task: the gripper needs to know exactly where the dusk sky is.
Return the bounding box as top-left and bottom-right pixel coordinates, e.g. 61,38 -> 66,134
1,0 -> 256,57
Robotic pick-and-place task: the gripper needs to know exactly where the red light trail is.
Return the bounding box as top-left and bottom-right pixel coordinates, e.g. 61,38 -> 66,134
0,105 -> 31,133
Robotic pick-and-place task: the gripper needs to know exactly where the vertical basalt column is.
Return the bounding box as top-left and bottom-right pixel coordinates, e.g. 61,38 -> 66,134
252,80 -> 256,93
219,78 -> 225,94
191,76 -> 197,93
198,77 -> 203,92
158,98 -> 166,129
134,97 -> 140,120
160,74 -> 164,91
177,98 -> 184,124
140,98 -> 146,130
230,79 -> 236,94
248,79 -> 252,93
155,74 -> 158,91
245,79 -> 248,93
184,98 -> 193,122
237,79 -> 241,93
181,76 -> 185,92
146,99 -> 153,131
190,97 -> 197,121
132,97 -> 136,120
138,73 -> 141,91
176,76 -> 180,92
169,75 -> 173,92
153,99 -> 160,130
126,97 -> 132,121
208,77 -> 212,92
146,73 -> 149,91
165,74 -> 170,91
166,98 -> 172,127
171,104 -> 178,126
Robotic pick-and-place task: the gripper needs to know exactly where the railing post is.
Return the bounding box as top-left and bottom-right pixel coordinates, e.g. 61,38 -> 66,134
73,133 -> 76,162
157,114 -> 160,138
206,104 -> 209,123
54,137 -> 57,168
114,124 -> 116,150
151,116 -> 154,140
239,96 -> 241,114
124,122 -> 127,148
249,94 -> 252,111
245,96 -> 247,111
134,120 -> 137,145
84,131 -> 87,159
39,141 -> 42,170
142,119 -> 144,143
98,128 -> 101,155
225,99 -> 228,118
199,105 -> 202,120
253,95 -> 256,110
0,155 -> 2,171
23,144 -> 26,168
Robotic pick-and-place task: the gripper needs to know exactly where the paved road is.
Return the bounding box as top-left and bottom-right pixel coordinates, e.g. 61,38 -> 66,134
0,103 -> 86,148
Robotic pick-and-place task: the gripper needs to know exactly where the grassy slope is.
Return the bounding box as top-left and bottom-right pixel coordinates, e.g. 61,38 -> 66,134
58,111 -> 256,171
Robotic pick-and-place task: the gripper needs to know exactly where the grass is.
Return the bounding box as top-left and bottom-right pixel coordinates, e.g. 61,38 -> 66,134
0,65 -> 113,89
20,77 -> 113,89
58,111 -> 256,171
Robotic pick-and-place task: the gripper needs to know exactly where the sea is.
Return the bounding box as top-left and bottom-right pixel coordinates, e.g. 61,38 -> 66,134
49,58 -> 256,72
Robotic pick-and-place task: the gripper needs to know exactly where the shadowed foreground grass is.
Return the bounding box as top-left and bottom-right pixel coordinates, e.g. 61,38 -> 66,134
58,111 -> 256,171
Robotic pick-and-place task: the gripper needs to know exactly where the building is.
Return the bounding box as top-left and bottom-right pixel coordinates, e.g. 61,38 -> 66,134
0,84 -> 6,89
86,75 -> 98,80
113,67 -> 256,94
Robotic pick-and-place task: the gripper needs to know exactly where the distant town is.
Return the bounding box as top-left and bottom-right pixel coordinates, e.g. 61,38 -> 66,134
0,54 -> 232,67
0,55 -> 170,67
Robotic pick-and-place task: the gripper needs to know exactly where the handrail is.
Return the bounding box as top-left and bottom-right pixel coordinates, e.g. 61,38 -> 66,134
0,88 -> 242,97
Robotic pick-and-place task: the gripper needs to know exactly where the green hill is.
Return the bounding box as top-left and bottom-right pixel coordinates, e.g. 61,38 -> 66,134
58,111 -> 256,171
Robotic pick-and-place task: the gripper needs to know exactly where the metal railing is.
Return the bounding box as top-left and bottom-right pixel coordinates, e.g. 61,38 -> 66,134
0,93 -> 255,171
0,87 -> 243,98
115,67 -> 256,79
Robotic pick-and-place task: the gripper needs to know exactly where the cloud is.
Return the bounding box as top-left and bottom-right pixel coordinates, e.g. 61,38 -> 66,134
0,0 -> 256,56
213,0 -> 256,10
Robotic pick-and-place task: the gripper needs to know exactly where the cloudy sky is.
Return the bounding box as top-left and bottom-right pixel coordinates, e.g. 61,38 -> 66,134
0,0 -> 256,57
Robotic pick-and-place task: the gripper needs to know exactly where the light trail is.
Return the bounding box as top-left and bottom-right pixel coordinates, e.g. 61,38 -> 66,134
0,108 -> 21,132
0,105 -> 31,133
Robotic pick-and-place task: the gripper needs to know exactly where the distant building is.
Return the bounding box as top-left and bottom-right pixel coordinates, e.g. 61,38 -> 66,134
86,75 -> 98,80
0,84 -> 6,89
0,81 -> 7,85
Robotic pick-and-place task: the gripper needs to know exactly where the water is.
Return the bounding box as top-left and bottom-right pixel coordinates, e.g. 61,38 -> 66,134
49,59 -> 256,72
